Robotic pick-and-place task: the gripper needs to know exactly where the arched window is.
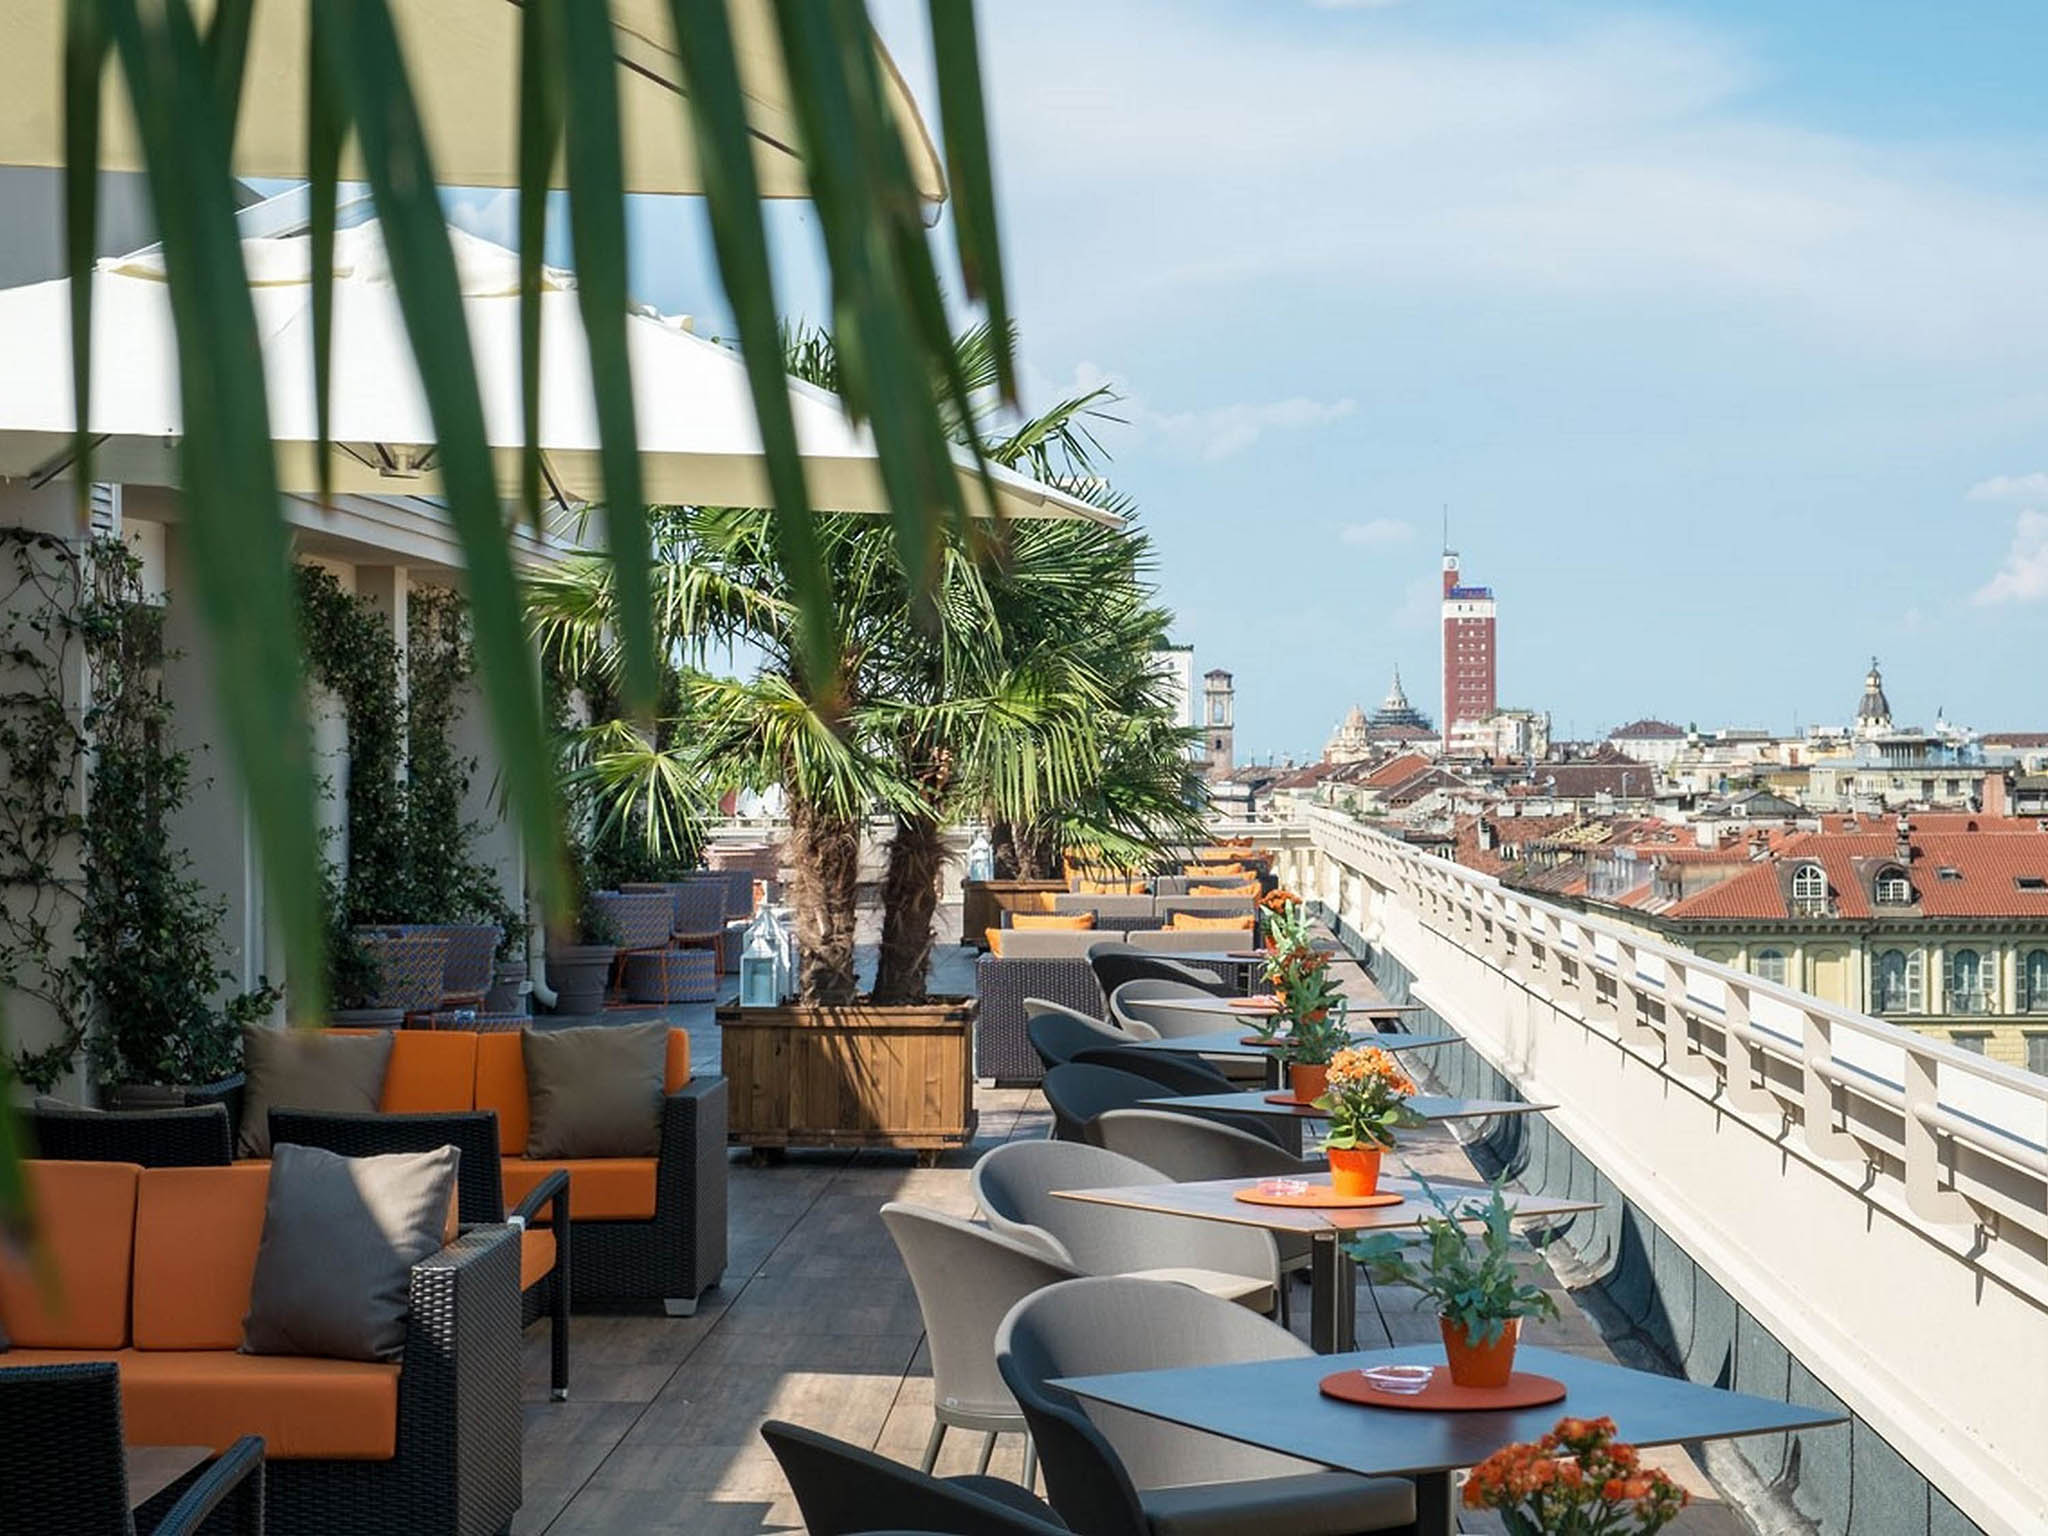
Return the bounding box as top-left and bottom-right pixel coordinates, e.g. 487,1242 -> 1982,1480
1874,948 -> 1921,1013
1874,870 -> 1912,905
1791,863 -> 1828,915
1946,948 -> 1989,1014
1753,948 -> 1788,986
2024,950 -> 2048,1013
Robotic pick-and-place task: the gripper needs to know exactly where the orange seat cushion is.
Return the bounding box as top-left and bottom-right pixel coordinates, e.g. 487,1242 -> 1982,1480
381,1031 -> 481,1113
1078,877 -> 1147,895
1189,882 -> 1260,896
0,1161 -> 140,1349
1186,863 -> 1246,877
476,1028 -> 689,1157
1011,913 -> 1097,931
519,1227 -> 558,1291
1168,912 -> 1256,931
132,1165 -> 271,1350
79,1348 -> 394,1460
985,928 -> 1005,956
504,1158 -> 658,1221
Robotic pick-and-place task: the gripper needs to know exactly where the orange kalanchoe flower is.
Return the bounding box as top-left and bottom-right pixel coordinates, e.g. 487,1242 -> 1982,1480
1463,1416 -> 1687,1532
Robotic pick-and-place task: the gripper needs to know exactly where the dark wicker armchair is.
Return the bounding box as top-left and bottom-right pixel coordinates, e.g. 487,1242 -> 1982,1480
0,1362 -> 265,1536
268,1108 -> 571,1401
27,1102 -> 233,1167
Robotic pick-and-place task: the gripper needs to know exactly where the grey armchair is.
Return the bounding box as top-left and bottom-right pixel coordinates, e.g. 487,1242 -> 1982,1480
1041,1064 -> 1184,1145
1093,1108 -> 1320,1322
971,1140 -> 1277,1312
881,1202 -> 1079,1483
760,1420 -> 1066,1536
1025,1002 -> 1152,1076
996,1277 -> 1417,1536
1109,979 -> 1231,1040
1069,1046 -> 1232,1096
1088,946 -> 1228,1003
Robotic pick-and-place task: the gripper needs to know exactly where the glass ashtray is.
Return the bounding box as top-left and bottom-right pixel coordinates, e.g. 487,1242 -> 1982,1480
1255,1177 -> 1310,1198
1360,1366 -> 1434,1396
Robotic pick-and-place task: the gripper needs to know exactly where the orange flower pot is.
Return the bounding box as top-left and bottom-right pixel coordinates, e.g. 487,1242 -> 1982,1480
1440,1315 -> 1520,1389
1288,1062 -> 1328,1105
1326,1145 -> 1381,1197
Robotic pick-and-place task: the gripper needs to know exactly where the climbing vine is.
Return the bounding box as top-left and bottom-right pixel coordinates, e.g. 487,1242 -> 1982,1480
2,532 -> 273,1091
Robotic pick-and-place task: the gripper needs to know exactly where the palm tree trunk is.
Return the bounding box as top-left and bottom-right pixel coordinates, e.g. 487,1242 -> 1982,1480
1018,819 -> 1063,881
990,818 -> 1022,880
787,795 -> 861,1005
873,813 -> 944,1004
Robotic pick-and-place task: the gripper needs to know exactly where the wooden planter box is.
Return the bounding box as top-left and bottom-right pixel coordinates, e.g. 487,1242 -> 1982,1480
961,879 -> 1069,949
717,997 -> 978,1163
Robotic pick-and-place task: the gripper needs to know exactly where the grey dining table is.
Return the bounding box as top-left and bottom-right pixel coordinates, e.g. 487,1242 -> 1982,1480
1052,1175 -> 1597,1355
1055,1343 -> 1847,1536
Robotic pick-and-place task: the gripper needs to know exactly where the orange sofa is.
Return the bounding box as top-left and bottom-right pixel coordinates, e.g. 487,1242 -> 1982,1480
239,1027 -> 728,1315
0,1159 -> 522,1536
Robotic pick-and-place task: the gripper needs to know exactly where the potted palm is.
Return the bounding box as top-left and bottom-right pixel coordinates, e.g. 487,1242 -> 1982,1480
1346,1178 -> 1560,1387
547,861 -> 621,1017
1312,1044 -> 1419,1196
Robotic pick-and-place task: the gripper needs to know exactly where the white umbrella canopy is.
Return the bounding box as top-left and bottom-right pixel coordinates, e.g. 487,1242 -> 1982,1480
0,221 -> 1118,527
0,0 -> 944,203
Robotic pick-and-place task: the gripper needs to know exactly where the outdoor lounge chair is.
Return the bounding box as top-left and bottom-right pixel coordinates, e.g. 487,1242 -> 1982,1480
760,1420 -> 1066,1536
1025,1003 -> 1155,1075
1086,945 -> 1230,1003
996,1276 -> 1417,1536
880,1202 -> 1081,1483
269,1107 -> 572,1401
971,1140 -> 1278,1312
1041,1063 -> 1184,1145
1108,978 -> 1231,1039
27,1101 -> 234,1168
0,1361 -> 266,1536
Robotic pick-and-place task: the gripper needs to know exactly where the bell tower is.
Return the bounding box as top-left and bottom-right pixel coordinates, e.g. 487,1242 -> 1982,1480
1202,669 -> 1235,782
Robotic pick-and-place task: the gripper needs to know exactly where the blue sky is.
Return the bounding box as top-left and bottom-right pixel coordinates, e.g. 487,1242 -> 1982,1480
539,2 -> 2048,758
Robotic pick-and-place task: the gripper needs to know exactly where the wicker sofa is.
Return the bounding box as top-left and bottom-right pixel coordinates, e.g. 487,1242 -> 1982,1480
223,1027 -> 729,1316
0,1159 -> 522,1536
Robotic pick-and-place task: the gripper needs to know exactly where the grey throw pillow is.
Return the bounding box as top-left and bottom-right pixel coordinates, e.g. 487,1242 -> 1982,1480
242,1142 -> 459,1362
238,1026 -> 393,1157
521,1021 -> 666,1159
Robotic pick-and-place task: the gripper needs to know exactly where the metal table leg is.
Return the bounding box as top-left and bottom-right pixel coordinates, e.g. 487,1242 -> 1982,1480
1307,1235 -> 1357,1354
1415,1471 -> 1458,1535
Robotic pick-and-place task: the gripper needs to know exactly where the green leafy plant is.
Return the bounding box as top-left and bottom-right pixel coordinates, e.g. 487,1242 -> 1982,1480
1278,996 -> 1352,1068
1345,1178 -> 1561,1346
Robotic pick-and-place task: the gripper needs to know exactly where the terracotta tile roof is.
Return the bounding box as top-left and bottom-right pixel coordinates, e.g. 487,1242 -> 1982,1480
1666,828 -> 2048,921
1609,719 -> 1686,738
1982,732 -> 2048,749
1364,752 -> 1434,790
1817,812 -> 2037,835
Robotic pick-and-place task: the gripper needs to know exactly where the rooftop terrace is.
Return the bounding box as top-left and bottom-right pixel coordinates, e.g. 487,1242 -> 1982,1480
510,938 -> 1756,1535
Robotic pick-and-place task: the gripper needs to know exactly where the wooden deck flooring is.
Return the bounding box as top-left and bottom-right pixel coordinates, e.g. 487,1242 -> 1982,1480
512,943 -> 1750,1534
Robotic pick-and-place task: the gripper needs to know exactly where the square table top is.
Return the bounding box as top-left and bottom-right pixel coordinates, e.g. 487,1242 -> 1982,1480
1052,1175 -> 1597,1236
1054,1344 -> 1846,1479
1124,1027 -> 1459,1058
1141,994 -> 1425,1019
1143,1091 -> 1557,1124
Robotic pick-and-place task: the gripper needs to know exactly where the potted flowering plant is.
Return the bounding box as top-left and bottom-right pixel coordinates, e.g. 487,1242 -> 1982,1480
1345,1177 -> 1559,1387
1312,1044 -> 1419,1196
1464,1415 -> 1688,1534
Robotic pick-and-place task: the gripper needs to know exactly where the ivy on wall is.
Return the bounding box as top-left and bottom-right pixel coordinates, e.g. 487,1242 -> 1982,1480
295,571 -> 516,944
2,532 -> 273,1091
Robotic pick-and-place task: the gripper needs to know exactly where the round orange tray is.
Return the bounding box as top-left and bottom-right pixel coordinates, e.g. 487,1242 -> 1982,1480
1319,1367 -> 1567,1412
1263,1091 -> 1325,1108
1226,997 -> 1279,1010
1234,1184 -> 1404,1210
1240,1032 -> 1290,1047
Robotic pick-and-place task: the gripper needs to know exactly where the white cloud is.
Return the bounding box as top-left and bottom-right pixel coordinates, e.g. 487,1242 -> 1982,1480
975,4 -> 2048,364
1966,473 -> 2048,503
1341,517 -> 1415,547
1971,511 -> 2048,605
1144,396 -> 1356,461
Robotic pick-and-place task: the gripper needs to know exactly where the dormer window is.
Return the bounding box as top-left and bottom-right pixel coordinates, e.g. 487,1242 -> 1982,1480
1790,862 -> 1829,916
1875,869 -> 1913,905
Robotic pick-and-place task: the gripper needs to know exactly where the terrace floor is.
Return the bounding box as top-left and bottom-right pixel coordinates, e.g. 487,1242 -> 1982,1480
513,934 -> 1750,1534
